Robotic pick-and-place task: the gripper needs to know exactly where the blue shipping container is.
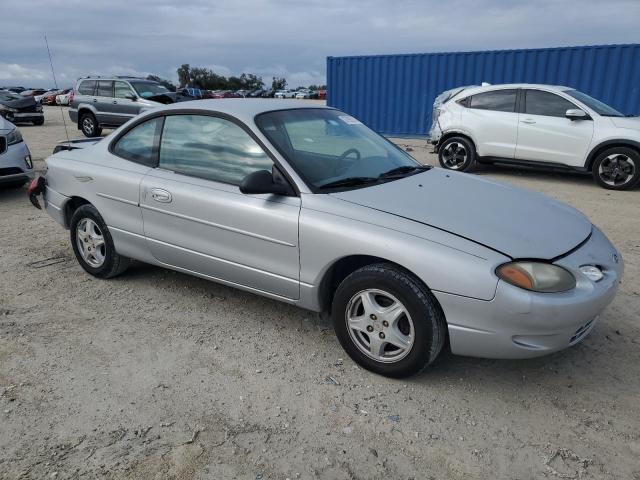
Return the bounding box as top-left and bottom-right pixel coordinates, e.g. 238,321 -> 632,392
327,44 -> 640,136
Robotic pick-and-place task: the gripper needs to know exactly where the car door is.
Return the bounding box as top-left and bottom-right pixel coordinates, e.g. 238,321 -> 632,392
515,89 -> 594,167
112,81 -> 140,126
94,80 -> 115,125
139,113 -> 301,300
460,89 -> 518,158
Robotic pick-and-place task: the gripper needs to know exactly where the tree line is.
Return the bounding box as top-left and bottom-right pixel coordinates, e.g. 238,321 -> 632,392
147,64 -> 325,92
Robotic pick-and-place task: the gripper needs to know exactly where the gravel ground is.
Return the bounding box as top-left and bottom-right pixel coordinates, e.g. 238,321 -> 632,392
1,106 -> 639,479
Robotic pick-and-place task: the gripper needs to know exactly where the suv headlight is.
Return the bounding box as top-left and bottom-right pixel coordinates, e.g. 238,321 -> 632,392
6,128 -> 23,146
496,261 -> 576,293
0,104 -> 18,113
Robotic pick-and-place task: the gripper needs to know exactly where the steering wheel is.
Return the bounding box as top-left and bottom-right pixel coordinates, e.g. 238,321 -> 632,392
332,148 -> 362,175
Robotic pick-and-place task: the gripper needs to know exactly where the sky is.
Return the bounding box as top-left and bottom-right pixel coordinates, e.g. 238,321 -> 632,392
1,0 -> 639,89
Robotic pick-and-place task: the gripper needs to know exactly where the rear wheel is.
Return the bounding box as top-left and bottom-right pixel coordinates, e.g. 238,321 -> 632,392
79,112 -> 102,137
70,204 -> 129,278
592,147 -> 640,190
331,263 -> 446,378
438,136 -> 476,172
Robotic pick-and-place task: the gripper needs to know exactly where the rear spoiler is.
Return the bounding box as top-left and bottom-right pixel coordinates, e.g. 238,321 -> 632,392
52,137 -> 102,154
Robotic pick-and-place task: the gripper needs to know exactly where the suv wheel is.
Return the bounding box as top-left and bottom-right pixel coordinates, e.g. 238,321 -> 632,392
592,147 -> 640,190
331,263 -> 446,378
80,112 -> 102,137
438,136 -> 476,172
70,204 -> 130,278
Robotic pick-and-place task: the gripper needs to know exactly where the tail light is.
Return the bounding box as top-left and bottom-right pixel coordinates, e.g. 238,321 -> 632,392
68,90 -> 75,104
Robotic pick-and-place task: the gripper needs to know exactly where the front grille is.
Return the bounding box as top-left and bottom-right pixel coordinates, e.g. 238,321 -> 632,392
0,167 -> 24,176
569,320 -> 594,345
0,136 -> 6,154
18,104 -> 37,113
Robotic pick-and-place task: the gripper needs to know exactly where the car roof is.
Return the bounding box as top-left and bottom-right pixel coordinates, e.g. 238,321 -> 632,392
458,83 -> 573,97
148,99 -> 330,124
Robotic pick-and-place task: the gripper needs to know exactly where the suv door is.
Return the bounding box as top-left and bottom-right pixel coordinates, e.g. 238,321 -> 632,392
460,89 -> 518,159
139,113 -> 301,299
113,81 -> 140,125
515,89 -> 594,167
94,80 -> 115,125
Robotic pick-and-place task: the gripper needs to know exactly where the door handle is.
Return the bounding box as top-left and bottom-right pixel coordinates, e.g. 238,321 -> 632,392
521,118 -> 536,124
150,188 -> 172,203
112,100 -> 117,104
93,98 -> 98,103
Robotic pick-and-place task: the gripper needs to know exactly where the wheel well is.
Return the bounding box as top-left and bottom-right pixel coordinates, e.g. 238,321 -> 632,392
63,196 -> 91,228
76,108 -> 94,129
318,255 -> 421,314
438,132 -> 475,152
585,142 -> 640,171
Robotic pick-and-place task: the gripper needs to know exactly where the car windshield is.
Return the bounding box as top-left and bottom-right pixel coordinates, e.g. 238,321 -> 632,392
564,89 -> 625,117
130,81 -> 169,98
256,108 -> 427,191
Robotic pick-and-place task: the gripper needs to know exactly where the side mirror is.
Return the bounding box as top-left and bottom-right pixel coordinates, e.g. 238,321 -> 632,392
565,109 -> 589,120
239,168 -> 293,196
127,94 -> 138,101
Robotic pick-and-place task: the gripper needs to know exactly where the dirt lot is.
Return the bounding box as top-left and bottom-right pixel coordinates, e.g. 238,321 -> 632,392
1,106 -> 639,479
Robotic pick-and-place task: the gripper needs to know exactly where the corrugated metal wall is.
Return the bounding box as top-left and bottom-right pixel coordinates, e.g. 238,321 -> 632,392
327,44 -> 640,136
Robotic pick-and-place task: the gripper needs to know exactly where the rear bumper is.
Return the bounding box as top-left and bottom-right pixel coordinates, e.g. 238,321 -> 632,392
437,226 -> 623,359
43,186 -> 69,228
68,108 -> 78,123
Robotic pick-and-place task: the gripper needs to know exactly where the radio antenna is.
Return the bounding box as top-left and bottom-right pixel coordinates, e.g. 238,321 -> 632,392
44,34 -> 70,145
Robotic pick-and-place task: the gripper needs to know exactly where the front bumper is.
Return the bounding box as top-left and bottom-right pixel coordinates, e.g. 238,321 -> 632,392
436,226 -> 623,359
0,141 -> 34,184
4,112 -> 44,123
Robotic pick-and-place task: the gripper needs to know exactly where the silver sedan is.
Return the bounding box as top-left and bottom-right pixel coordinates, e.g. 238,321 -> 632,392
32,100 -> 623,377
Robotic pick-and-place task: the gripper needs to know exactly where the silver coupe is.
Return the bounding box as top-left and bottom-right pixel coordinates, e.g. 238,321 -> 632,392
31,100 -> 623,377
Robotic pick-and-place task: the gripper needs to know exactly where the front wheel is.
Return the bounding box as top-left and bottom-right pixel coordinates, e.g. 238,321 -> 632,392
592,147 -> 640,190
70,204 -> 130,278
331,264 -> 446,378
438,136 -> 476,172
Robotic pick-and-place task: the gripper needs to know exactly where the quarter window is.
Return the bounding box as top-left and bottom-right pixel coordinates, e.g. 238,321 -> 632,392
159,115 -> 273,186
468,90 -> 517,112
77,80 -> 96,95
112,117 -> 162,166
96,81 -> 113,97
114,81 -> 135,99
525,90 -> 577,117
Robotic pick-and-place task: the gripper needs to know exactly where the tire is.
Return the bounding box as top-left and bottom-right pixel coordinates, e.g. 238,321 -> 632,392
33,118 -> 44,126
591,147 -> 640,190
331,263 -> 446,378
79,112 -> 102,137
438,136 -> 476,172
69,204 -> 130,278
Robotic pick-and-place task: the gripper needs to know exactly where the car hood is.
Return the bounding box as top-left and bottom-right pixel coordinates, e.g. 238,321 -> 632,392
0,95 -> 36,110
609,116 -> 640,130
331,169 -> 592,260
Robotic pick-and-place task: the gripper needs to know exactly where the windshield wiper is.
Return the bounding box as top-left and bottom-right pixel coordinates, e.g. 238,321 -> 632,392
378,165 -> 431,179
318,176 -> 379,189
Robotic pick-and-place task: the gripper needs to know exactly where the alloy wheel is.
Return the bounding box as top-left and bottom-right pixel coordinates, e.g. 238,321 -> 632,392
82,116 -> 95,136
345,289 -> 415,363
76,218 -> 106,268
598,154 -> 636,187
441,142 -> 468,169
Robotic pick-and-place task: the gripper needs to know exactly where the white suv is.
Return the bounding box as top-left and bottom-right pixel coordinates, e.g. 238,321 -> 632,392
429,84 -> 640,190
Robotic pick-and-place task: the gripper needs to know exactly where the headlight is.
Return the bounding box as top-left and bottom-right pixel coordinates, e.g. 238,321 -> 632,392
496,261 -> 576,293
0,104 -> 18,113
6,128 -> 23,146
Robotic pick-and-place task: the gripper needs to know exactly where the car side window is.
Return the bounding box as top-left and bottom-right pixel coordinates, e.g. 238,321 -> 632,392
96,81 -> 113,98
525,90 -> 577,117
114,82 -> 135,99
112,117 -> 163,166
468,90 -> 517,112
159,115 -> 273,186
78,80 -> 96,95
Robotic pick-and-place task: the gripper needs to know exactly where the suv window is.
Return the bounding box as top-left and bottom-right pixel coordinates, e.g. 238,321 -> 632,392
159,115 -> 273,185
525,90 -> 577,117
468,89 -> 517,112
114,81 -> 135,99
96,81 -> 113,97
112,117 -> 163,166
77,80 -> 96,95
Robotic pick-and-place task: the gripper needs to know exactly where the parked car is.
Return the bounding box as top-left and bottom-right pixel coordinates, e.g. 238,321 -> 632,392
179,87 -> 203,99
275,90 -> 295,99
317,90 -> 327,100
56,90 -> 73,105
3,87 -> 25,93
0,116 -> 33,188
261,89 -> 276,98
70,77 -> 182,137
0,89 -> 44,125
249,89 -> 265,98
42,88 -> 72,106
29,100 -> 623,377
295,89 -> 312,99
430,83 -> 640,190
21,88 -> 47,98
